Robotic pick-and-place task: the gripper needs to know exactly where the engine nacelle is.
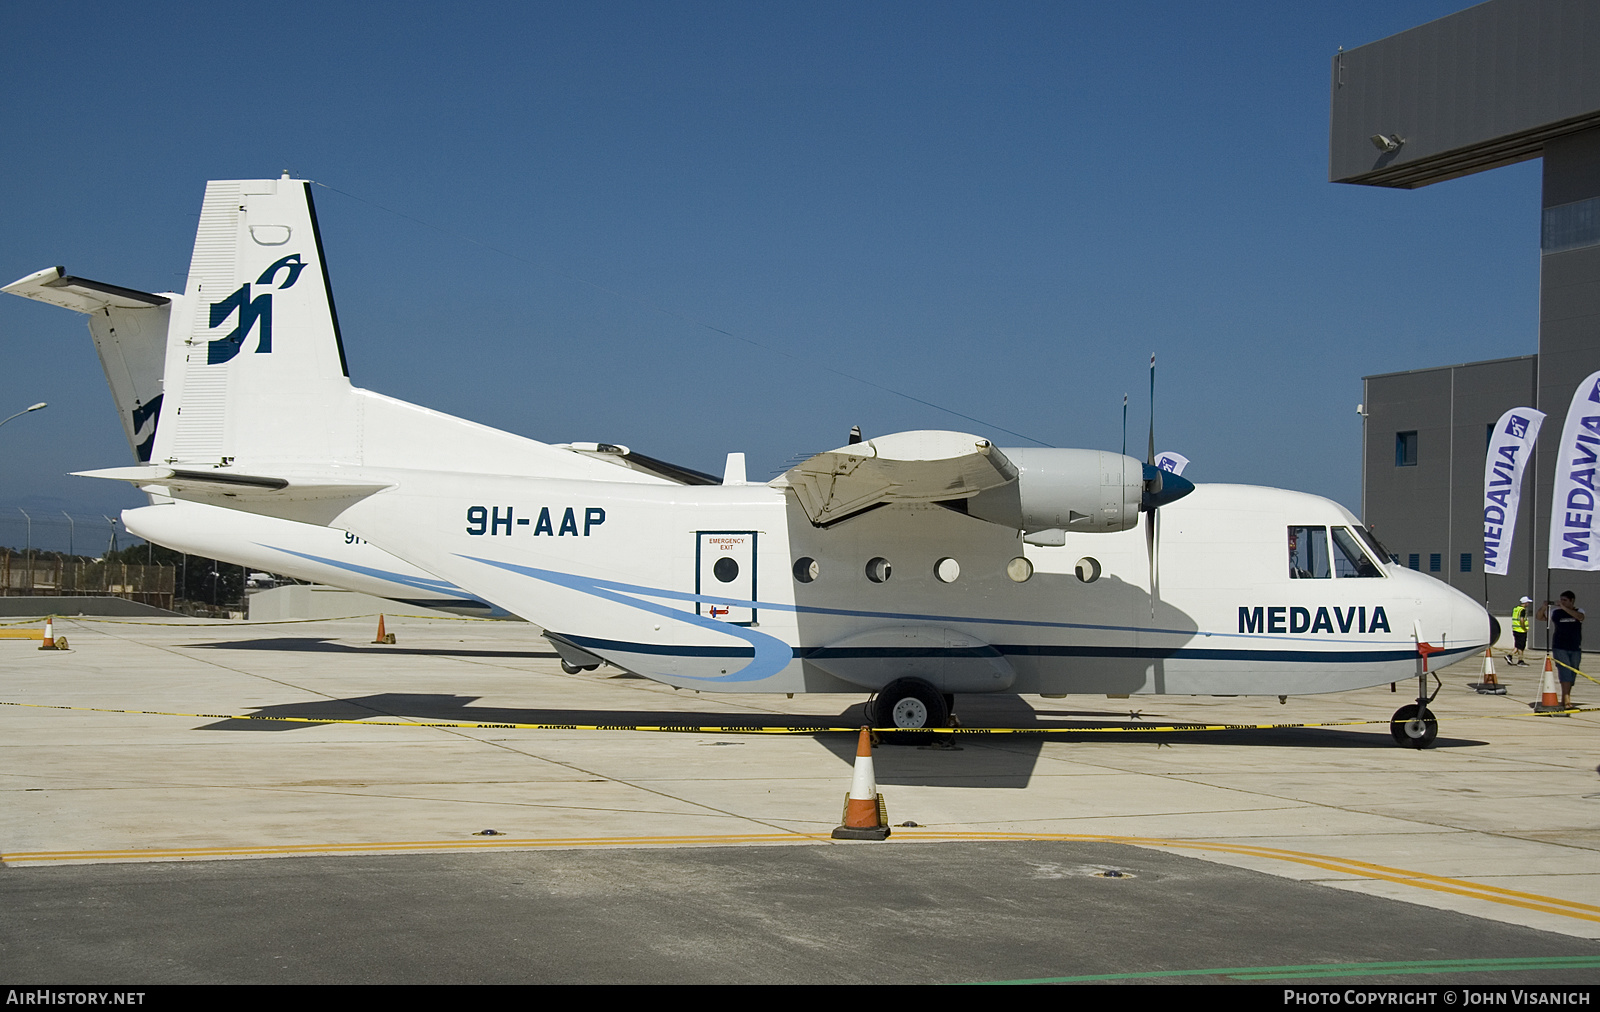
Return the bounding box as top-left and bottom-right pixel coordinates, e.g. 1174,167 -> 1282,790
964,448 -> 1145,534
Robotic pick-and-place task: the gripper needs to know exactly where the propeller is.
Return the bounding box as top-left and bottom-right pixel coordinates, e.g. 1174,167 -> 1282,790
1140,354 -> 1195,616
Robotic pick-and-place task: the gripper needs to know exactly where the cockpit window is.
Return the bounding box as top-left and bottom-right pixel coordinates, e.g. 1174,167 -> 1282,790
1288,526 -> 1330,579
1352,524 -> 1392,564
1332,526 -> 1383,578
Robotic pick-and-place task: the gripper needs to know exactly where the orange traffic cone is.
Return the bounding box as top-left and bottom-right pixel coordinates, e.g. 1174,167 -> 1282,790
37,615 -> 59,651
373,614 -> 395,644
832,726 -> 890,840
1535,654 -> 1562,711
1474,647 -> 1505,694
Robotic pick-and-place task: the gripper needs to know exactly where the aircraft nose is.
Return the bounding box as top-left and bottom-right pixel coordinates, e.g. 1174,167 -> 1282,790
1403,568 -> 1493,653
1443,585 -> 1494,651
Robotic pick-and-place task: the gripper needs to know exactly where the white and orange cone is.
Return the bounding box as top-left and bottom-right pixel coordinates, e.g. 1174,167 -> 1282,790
832,725 -> 890,840
373,614 -> 395,644
37,615 -> 59,651
1535,654 -> 1562,711
1475,646 -> 1505,694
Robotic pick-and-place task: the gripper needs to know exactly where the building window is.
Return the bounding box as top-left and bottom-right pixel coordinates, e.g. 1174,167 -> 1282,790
1429,553 -> 1442,572
1543,195 -> 1600,254
1461,552 -> 1472,573
1408,554 -> 1420,570
1396,431 -> 1418,467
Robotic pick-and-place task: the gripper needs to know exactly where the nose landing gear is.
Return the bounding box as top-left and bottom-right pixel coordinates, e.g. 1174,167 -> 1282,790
1391,670 -> 1442,748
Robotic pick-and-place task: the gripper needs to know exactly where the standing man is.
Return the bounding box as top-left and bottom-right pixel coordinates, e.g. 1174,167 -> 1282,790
1537,592 -> 1584,709
1509,596 -> 1532,666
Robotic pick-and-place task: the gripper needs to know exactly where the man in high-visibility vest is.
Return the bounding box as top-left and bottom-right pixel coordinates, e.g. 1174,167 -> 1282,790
1509,596 -> 1531,666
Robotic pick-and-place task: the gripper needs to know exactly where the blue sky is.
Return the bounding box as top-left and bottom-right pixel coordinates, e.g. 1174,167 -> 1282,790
0,1 -> 1541,541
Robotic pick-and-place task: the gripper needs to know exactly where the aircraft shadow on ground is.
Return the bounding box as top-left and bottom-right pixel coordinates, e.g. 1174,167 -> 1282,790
184,637 -> 558,660
192,692 -> 872,736
190,691 -> 1481,792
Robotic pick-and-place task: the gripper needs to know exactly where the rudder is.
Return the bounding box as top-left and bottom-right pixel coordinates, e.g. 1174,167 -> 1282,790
156,176 -> 354,467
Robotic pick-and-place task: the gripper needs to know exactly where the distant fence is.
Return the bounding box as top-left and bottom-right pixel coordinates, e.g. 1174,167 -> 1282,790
0,551 -> 175,609
0,510 -> 143,558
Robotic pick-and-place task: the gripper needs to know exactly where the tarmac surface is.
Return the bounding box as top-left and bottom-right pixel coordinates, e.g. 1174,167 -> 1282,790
2,613 -> 1598,984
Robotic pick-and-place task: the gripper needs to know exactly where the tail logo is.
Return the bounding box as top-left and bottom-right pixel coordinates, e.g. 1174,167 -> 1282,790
206,254 -> 307,364
130,394 -> 163,462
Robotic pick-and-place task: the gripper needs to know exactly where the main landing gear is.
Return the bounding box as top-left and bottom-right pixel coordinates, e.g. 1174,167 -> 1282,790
559,659 -> 600,674
869,678 -> 954,744
1390,670 -> 1442,748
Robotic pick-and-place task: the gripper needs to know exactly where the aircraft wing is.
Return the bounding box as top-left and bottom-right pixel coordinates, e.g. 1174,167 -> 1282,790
777,429 -> 1018,526
3,266 -> 171,313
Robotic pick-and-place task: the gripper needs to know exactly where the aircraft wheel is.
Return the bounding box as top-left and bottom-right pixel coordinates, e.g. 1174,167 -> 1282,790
559,659 -> 583,674
1389,704 -> 1438,748
875,678 -> 950,744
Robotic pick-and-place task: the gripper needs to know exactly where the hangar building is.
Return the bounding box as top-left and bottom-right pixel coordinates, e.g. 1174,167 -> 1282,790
1334,0 -> 1600,621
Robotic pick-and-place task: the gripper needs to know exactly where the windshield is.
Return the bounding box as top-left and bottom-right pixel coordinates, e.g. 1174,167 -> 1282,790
1332,526 -> 1383,578
1353,524 -> 1394,565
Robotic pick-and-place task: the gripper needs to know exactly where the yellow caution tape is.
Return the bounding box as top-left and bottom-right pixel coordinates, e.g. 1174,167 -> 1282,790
1550,655 -> 1600,687
39,612 -> 506,628
0,699 -> 1591,735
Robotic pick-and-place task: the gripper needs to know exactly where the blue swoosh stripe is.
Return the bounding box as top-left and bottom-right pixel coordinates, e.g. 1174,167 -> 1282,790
259,543 -> 482,600
459,556 -> 793,682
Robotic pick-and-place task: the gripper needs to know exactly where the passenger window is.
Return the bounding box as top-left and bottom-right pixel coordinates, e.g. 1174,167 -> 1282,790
1331,527 -> 1382,578
1288,526 -> 1330,579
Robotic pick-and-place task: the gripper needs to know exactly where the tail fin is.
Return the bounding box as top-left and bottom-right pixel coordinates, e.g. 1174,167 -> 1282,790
156,176 -> 354,467
2,267 -> 172,462
71,176 -> 668,513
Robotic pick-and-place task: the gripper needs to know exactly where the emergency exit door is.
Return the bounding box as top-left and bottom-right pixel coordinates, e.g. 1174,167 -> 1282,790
696,531 -> 757,625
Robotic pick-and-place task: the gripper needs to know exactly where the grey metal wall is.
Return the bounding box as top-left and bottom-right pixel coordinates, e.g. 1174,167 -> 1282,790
1339,1 -> 1600,639
1532,126 -> 1600,619
1362,356 -> 1537,615
1330,0 -> 1600,188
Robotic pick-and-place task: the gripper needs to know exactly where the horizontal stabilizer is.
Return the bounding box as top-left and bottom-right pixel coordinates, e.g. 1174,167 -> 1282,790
3,267 -> 170,313
74,465 -> 389,501
779,430 -> 1017,526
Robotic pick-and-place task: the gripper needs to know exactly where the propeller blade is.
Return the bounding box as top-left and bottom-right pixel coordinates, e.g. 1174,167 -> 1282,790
1147,353 -> 1156,466
1146,508 -> 1158,617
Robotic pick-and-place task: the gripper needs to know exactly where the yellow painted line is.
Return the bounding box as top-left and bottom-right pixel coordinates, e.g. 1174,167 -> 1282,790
5,829 -> 1595,926
891,831 -> 1600,923
0,630 -> 44,639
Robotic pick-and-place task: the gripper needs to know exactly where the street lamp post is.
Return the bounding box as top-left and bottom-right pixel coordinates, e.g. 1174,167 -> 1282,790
18,509 -> 30,593
0,403 -> 47,430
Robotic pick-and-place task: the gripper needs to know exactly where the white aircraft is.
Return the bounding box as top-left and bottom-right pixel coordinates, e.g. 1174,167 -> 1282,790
10,176 -> 1491,746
